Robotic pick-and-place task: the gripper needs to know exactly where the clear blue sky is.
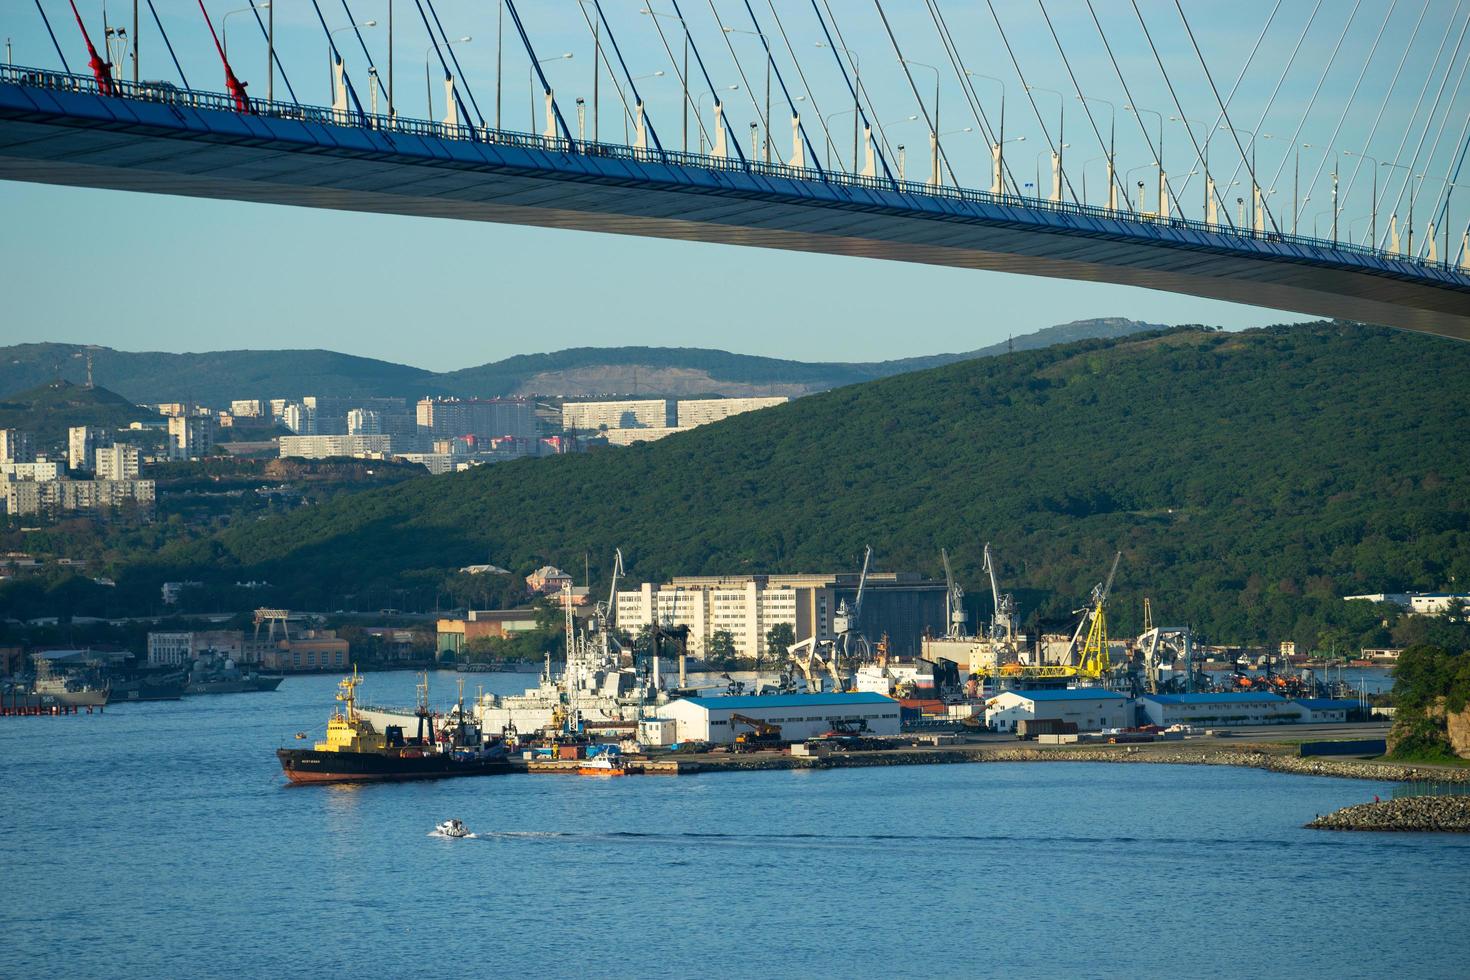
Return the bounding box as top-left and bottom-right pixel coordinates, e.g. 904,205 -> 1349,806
2,1 -> 1465,371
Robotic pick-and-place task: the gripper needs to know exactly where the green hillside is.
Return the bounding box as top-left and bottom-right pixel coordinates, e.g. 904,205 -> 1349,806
0,381 -> 154,447
112,321 -> 1469,648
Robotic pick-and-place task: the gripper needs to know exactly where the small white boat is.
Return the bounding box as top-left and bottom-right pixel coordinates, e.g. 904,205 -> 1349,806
435,818 -> 473,838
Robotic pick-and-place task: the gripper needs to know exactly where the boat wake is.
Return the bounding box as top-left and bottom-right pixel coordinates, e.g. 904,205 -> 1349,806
428,829 -> 479,840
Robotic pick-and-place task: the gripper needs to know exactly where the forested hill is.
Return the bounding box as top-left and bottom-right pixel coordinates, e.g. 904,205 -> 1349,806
144,322 -> 1469,647
4,317 -> 1157,402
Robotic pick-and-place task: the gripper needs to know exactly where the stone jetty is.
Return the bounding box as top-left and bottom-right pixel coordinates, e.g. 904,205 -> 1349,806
1306,796 -> 1470,832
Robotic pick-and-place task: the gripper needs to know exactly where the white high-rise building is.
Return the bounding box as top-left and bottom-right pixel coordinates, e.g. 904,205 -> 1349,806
561,400 -> 672,432
230,399 -> 263,418
347,409 -> 382,435
167,416 -> 214,460
95,444 -> 141,480
68,425 -> 111,472
0,429 -> 34,464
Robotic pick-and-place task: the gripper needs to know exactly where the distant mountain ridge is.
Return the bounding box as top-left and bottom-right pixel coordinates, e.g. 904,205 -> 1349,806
3,317 -> 1163,404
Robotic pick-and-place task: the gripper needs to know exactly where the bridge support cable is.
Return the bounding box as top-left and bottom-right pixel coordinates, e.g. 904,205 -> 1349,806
1339,0 -> 1437,243
336,0 -> 385,111
591,0 -> 668,158
707,0 -> 779,163
501,0 -> 576,146
410,0 -> 476,131
1407,52 -> 1470,260
1209,0 -> 1325,231
641,3 -> 715,155
816,0 -> 902,173
33,0 -> 73,73
307,0 -> 368,122
422,0 -> 484,127
143,0 -> 191,90
737,0 -> 827,180
668,0 -> 749,168
1287,0 -> 1398,231
1248,0 -> 1365,233
250,0 -> 296,103
1372,2 -> 1470,250
808,0 -> 897,188
1082,0 -> 1185,220
197,0 -> 252,111
763,0 -> 839,174
571,2 -> 638,135
1130,0 -> 1238,226
1378,13 -> 1470,257
1426,103 -> 1470,264
1172,0 -> 1283,206
872,0 -> 961,187
985,0 -> 1080,205
1033,0 -> 1129,211
923,0 -> 1020,197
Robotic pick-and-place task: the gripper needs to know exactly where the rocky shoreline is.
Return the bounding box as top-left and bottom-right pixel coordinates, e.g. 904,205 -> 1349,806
687,742 -> 1470,784
1306,796 -> 1470,832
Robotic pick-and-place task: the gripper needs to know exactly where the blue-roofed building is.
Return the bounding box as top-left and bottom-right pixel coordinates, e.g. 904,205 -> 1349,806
1140,692 -> 1306,727
664,692 -> 900,744
985,688 -> 1130,734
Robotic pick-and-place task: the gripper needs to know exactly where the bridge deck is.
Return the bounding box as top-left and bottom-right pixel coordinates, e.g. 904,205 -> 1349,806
2,70 -> 1467,341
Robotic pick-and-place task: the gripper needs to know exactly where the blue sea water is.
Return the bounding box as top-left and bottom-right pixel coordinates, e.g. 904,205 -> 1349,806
3,670 -> 1466,979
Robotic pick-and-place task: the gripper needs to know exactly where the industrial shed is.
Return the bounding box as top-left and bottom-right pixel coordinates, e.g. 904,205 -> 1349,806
663,693 -> 901,745
985,689 -> 1130,733
1139,692 -> 1305,727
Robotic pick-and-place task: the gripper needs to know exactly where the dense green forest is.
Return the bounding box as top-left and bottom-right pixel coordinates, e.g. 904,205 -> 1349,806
1388,643 -> 1470,761
9,322 -> 1468,651
0,381 -> 156,447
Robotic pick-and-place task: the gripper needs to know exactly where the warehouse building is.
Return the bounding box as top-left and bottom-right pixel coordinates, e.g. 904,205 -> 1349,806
1139,692 -> 1305,727
984,688 -> 1130,733
662,692 -> 900,745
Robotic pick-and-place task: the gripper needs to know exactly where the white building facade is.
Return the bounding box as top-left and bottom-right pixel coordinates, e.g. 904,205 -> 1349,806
1138,693 -> 1306,727
662,692 -> 900,744
674,396 -> 788,426
278,434 -> 394,459
984,689 -> 1130,733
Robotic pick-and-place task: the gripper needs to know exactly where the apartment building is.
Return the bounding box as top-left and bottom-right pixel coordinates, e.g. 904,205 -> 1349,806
674,396 -> 789,426
68,425 -> 111,471
278,434 -> 395,459
95,444 -> 141,481
416,398 -> 538,440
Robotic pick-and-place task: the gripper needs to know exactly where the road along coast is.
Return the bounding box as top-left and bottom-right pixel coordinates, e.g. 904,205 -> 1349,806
1306,796 -> 1470,832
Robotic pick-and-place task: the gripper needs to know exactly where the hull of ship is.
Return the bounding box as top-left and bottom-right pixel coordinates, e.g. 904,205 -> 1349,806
187,676 -> 285,696
112,674 -> 187,701
276,747 -> 515,785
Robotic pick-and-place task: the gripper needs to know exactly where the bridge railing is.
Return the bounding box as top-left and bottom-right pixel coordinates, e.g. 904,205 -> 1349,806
4,63 -> 1465,278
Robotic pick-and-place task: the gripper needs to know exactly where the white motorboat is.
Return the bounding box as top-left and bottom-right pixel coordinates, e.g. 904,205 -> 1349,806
435,818 -> 472,839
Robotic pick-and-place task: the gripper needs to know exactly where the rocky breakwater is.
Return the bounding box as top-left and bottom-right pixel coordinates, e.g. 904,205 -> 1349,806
1307,796 -> 1470,832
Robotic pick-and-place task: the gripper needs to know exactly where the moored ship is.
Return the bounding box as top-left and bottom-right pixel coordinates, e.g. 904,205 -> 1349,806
276,669 -> 513,785
186,655 -> 284,696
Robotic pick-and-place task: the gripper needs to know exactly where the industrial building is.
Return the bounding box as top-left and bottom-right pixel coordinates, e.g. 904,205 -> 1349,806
615,571 -> 947,661
436,610 -> 542,657
985,689 -> 1131,733
662,692 -> 901,745
1138,692 -> 1305,727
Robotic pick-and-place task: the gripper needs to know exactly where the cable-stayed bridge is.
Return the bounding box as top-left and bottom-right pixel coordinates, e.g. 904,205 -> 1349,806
3,1 -> 1469,340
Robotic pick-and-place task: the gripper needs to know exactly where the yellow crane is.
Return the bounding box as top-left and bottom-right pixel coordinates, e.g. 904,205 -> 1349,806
1000,552 -> 1121,681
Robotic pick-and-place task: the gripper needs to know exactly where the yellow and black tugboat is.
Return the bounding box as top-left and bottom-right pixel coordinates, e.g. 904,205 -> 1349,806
276,669 -> 513,785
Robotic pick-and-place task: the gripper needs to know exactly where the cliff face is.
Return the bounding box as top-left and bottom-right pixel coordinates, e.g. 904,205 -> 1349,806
1447,703 -> 1470,759
1390,699 -> 1470,760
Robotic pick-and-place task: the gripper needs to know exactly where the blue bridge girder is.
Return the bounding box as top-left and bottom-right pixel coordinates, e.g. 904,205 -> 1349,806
2,67 -> 1468,342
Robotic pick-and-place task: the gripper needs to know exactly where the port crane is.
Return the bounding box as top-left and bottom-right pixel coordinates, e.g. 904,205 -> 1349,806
1134,598 -> 1198,694
786,545 -> 873,692
941,548 -> 968,639
983,542 -> 1019,655
1001,552 -> 1121,682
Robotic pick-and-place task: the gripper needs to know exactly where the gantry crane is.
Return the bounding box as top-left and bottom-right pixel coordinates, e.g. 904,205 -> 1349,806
1000,551 -> 1121,682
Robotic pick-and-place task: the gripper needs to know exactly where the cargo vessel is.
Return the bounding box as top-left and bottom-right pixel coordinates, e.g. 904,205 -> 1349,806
276,669 -> 513,785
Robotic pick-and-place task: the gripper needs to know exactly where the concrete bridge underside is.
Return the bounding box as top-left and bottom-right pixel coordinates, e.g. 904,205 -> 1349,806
2,83 -> 1468,341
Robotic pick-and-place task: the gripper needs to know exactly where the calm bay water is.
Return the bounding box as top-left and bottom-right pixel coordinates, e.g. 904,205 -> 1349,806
4,670 -> 1467,979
